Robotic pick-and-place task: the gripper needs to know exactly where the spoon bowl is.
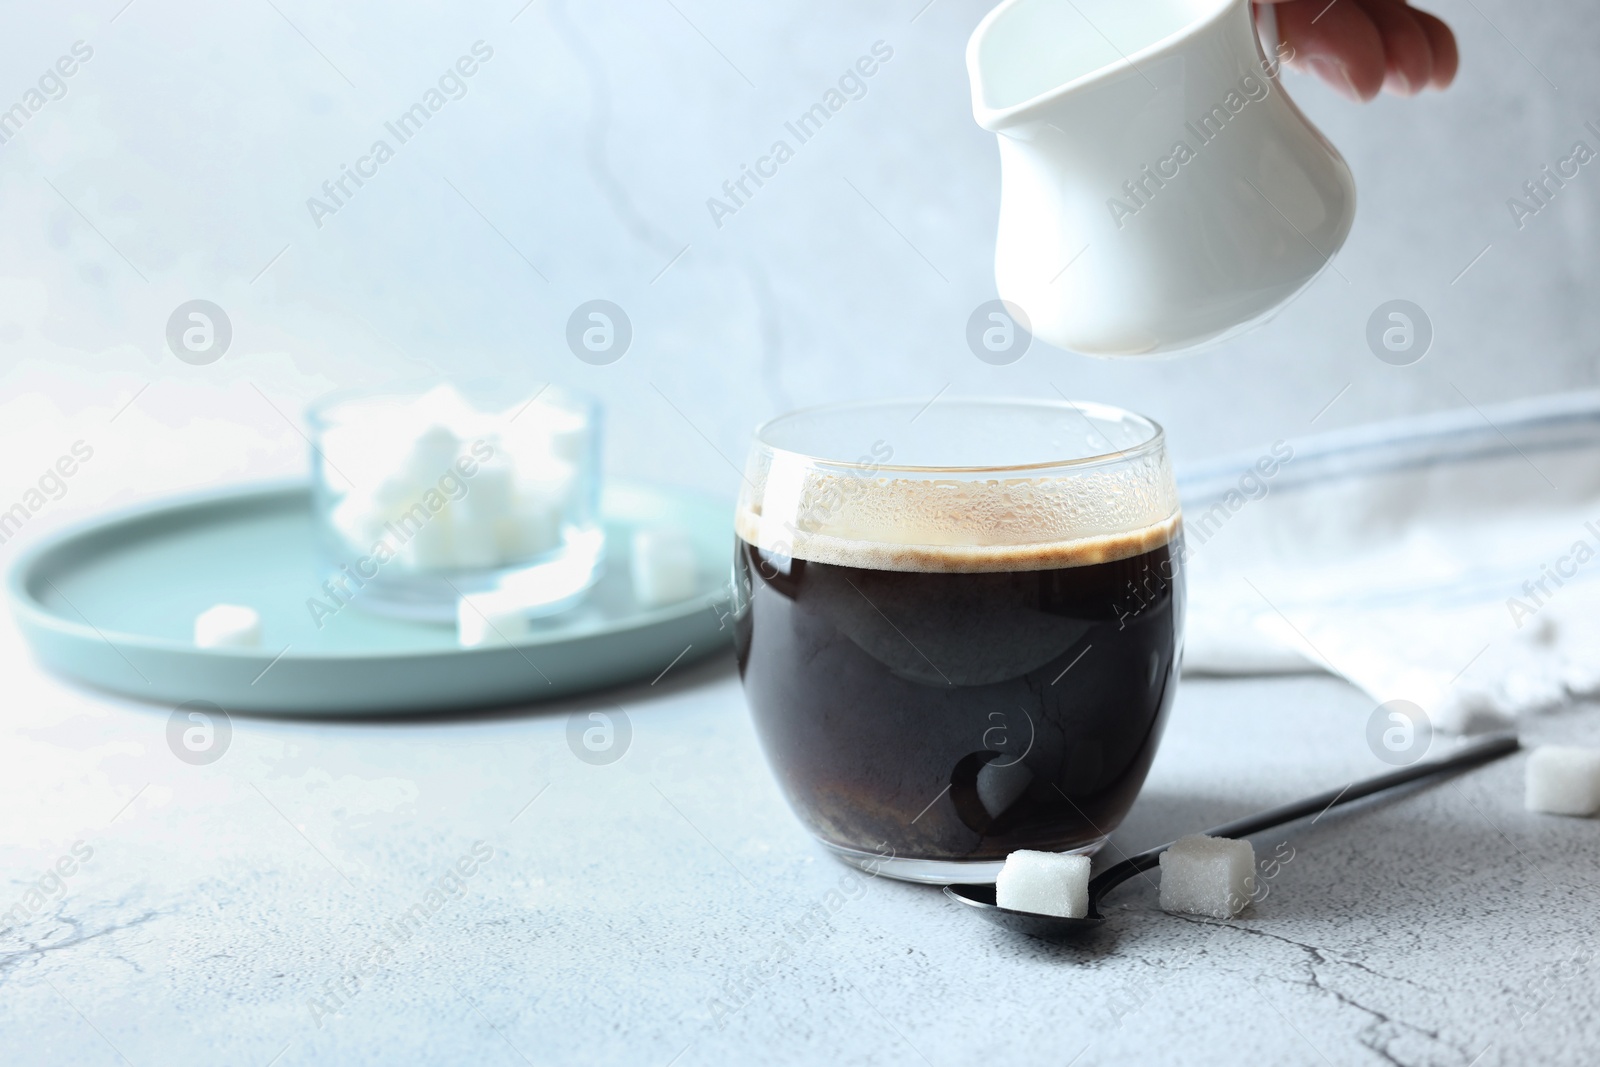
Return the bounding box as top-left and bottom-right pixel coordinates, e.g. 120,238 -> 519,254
945,732 -> 1520,942
944,882 -> 1106,941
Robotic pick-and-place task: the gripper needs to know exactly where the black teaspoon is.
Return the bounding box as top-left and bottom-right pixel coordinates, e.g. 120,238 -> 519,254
944,732 -> 1520,942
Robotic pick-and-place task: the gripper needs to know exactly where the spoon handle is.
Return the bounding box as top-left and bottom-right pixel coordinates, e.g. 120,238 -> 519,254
1086,732 -> 1520,905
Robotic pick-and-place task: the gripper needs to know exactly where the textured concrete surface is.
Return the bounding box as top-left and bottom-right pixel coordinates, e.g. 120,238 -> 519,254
5,0 -> 1600,1062
4,629 -> 1599,1066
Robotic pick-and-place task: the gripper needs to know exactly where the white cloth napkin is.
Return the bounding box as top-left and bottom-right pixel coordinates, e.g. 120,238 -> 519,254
1179,392 -> 1600,733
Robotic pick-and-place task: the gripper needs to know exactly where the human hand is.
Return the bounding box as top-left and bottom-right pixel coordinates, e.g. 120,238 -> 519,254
1256,0 -> 1459,101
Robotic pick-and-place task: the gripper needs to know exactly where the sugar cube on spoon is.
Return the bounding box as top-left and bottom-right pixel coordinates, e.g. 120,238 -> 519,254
995,850 -> 1090,918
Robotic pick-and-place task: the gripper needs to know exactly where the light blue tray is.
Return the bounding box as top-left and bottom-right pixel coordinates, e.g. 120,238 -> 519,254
8,481 -> 735,714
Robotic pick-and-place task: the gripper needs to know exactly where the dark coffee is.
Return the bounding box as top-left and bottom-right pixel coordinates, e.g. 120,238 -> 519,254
733,528 -> 1184,863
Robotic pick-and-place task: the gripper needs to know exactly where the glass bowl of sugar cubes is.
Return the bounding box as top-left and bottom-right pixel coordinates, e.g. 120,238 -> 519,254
307,380 -> 603,623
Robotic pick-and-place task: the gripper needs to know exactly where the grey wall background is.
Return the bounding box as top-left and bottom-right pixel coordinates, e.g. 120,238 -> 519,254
1,0 -> 1596,503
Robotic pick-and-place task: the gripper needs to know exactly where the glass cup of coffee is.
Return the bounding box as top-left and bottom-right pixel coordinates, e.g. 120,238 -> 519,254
732,398 -> 1184,884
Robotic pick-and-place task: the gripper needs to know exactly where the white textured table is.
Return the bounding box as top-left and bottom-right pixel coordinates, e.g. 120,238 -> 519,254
3,627 -> 1596,1066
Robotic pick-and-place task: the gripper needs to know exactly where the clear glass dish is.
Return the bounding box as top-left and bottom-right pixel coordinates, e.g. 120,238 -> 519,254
306,381 -> 604,623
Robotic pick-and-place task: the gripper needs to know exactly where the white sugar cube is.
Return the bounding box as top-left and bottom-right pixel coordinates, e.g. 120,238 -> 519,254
193,604 -> 261,649
454,464 -> 515,570
459,461 -> 515,522
1159,834 -> 1255,919
399,424 -> 462,482
496,502 -> 563,561
449,515 -> 500,571
456,591 -> 531,648
631,528 -> 699,607
1525,746 -> 1600,816
391,503 -> 455,571
995,850 -> 1090,918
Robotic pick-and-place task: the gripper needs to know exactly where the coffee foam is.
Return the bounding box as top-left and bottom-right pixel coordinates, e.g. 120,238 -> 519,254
735,464 -> 1182,574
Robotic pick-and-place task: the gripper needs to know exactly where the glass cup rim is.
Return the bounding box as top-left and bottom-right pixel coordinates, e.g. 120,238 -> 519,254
751,396 -> 1165,475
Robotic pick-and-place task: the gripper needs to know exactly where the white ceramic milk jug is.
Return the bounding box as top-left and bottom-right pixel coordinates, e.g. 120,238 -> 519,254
967,0 -> 1356,356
